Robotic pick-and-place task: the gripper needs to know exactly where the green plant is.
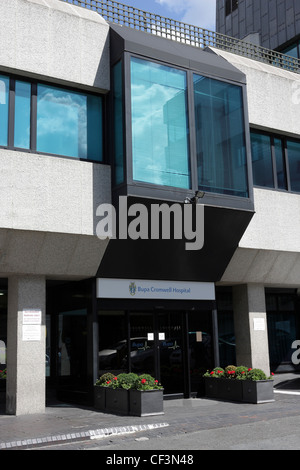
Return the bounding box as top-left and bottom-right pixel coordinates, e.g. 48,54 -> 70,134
203,367 -> 225,378
235,366 -> 248,380
0,368 -> 6,379
245,368 -> 267,381
95,372 -> 115,387
133,374 -> 163,391
117,372 -> 139,390
225,365 -> 236,378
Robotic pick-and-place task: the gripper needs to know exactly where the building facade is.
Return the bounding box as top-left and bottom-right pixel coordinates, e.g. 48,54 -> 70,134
0,0 -> 299,415
216,0 -> 300,53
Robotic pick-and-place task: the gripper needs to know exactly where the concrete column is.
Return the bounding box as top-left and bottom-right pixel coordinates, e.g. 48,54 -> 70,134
232,284 -> 270,376
6,275 -> 46,415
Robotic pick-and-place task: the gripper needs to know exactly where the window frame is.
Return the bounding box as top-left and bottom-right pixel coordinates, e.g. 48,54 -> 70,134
119,51 -> 253,210
0,72 -> 105,164
250,128 -> 300,194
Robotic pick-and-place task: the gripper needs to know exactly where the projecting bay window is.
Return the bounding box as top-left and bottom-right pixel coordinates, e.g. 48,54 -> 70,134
0,74 -> 103,162
123,55 -> 250,202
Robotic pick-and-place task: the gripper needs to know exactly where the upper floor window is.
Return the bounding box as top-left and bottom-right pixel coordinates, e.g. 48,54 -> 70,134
225,0 -> 238,16
250,129 -> 300,193
0,75 -> 103,162
125,56 -> 249,199
194,74 -> 248,198
130,57 -> 190,189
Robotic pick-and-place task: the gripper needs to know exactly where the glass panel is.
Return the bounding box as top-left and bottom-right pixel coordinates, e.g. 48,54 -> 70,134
194,74 -> 248,197
129,312 -> 155,376
37,84 -> 103,161
188,310 -> 214,395
281,43 -> 299,59
0,75 -> 9,147
98,311 -> 128,376
131,57 -> 190,189
250,131 -> 274,187
287,139 -> 300,192
267,311 -> 297,370
158,312 -> 184,395
274,138 -> 287,190
113,61 -> 124,185
14,80 -> 31,149
57,309 -> 87,390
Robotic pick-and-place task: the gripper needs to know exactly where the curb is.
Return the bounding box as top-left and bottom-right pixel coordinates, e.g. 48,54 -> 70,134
0,422 -> 169,450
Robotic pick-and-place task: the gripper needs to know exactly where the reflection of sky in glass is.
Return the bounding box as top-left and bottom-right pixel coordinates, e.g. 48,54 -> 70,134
37,85 -> 102,161
14,81 -> 31,149
0,76 -> 9,146
37,85 -> 86,158
131,57 -> 190,189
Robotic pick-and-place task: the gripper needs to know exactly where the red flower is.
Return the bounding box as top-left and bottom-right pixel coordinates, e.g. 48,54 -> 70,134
271,372 -> 274,376
210,371 -> 214,375
113,377 -> 118,380
248,368 -> 252,371
155,380 -> 158,383
141,378 -> 147,384
106,380 -> 111,384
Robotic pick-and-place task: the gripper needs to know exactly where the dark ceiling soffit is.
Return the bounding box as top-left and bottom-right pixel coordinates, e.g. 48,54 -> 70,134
109,24 -> 246,84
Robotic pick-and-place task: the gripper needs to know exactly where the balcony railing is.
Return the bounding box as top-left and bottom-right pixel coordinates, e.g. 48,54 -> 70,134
60,0 -> 300,73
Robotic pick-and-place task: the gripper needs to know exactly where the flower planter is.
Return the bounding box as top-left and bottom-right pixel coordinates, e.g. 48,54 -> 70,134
105,388 -> 130,415
205,377 -> 274,404
205,378 -> 243,401
129,389 -> 164,417
242,380 -> 274,404
94,386 -> 106,411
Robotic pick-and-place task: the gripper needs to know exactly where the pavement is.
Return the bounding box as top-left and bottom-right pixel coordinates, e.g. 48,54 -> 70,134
1,372 -> 300,451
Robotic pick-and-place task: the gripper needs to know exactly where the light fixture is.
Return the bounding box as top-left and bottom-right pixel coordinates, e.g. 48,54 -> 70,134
184,190 -> 205,204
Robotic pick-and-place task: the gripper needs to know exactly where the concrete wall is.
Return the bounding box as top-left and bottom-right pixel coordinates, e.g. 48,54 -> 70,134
0,0 -> 110,92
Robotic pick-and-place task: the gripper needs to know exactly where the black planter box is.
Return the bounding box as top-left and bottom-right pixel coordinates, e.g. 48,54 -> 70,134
94,386 -> 106,411
129,389 -> 164,417
205,377 -> 274,404
94,387 -> 164,416
242,380 -> 274,404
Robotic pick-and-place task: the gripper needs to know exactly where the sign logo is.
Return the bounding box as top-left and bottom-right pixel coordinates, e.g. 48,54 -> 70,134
129,282 -> 137,296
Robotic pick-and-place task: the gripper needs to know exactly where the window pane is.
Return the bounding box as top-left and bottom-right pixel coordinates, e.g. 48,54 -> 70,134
287,140 -> 300,192
14,80 -> 31,149
274,138 -> 287,190
131,57 -> 190,189
0,75 -> 9,147
113,61 -> 124,185
37,84 -> 103,161
250,131 -> 274,188
194,75 -> 248,197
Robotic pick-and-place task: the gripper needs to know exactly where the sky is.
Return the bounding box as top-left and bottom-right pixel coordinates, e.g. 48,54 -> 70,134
118,0 -> 216,31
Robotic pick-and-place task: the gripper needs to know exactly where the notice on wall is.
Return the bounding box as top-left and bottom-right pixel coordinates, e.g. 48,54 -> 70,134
22,309 -> 42,341
253,318 -> 265,331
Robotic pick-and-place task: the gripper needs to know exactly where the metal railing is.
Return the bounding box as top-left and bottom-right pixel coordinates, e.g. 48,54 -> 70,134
61,0 -> 300,73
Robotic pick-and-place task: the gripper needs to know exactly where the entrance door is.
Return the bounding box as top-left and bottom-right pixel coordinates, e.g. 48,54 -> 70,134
129,311 -> 185,396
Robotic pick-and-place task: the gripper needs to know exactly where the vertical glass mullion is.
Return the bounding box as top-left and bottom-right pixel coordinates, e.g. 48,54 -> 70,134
7,78 -> 15,148
31,83 -> 37,152
270,136 -> 278,189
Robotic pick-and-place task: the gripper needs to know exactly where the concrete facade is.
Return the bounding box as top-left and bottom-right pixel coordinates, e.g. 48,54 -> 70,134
0,0 -> 299,413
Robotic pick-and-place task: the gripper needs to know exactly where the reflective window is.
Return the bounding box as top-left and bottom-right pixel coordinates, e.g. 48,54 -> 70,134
14,80 -> 31,149
287,140 -> 300,192
113,61 -> 124,185
194,74 -> 248,197
274,138 -> 287,190
131,57 -> 190,189
37,84 -> 103,161
0,75 -> 9,147
251,131 -> 274,188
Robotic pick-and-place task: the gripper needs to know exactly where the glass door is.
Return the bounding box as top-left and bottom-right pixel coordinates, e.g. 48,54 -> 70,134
129,312 -> 155,377
157,312 -> 185,395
